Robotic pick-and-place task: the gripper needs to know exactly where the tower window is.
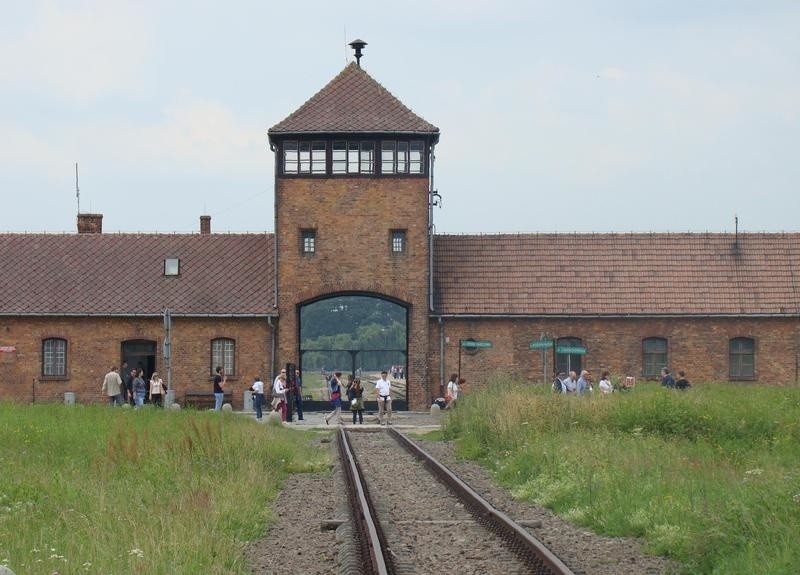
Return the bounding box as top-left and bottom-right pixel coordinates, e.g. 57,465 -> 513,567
409,141 -> 424,173
301,229 -> 316,254
284,141 -> 325,174
391,230 -> 406,254
311,142 -> 326,174
333,141 -> 347,174
380,140 -> 423,174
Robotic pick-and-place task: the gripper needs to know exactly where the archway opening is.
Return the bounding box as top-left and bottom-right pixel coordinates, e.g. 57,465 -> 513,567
298,294 -> 408,411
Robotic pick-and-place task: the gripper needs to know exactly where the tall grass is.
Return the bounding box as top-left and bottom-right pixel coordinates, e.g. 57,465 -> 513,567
444,380 -> 800,574
0,404 -> 327,574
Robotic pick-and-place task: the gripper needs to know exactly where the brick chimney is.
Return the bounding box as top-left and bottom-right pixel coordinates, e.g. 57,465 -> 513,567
200,215 -> 211,235
77,213 -> 103,234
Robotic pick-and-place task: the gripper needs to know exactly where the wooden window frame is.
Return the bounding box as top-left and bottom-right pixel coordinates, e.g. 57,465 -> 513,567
729,337 -> 756,380
211,338 -> 236,377
642,337 -> 668,379
42,337 -> 67,378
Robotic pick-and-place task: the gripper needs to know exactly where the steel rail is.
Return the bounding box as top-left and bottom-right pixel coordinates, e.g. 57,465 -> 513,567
337,427 -> 393,575
388,428 -> 576,575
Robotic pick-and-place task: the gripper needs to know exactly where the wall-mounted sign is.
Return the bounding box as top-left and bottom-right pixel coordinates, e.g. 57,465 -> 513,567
0,346 -> 16,353
529,340 -> 554,350
556,345 -> 587,355
461,340 -> 492,349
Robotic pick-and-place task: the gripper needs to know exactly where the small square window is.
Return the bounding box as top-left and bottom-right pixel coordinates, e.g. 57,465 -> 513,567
164,258 -> 180,276
301,230 -> 316,254
391,230 -> 406,254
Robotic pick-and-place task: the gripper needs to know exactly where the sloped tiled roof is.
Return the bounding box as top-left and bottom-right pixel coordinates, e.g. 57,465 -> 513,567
0,234 -> 275,316
433,233 -> 800,316
269,63 -> 439,135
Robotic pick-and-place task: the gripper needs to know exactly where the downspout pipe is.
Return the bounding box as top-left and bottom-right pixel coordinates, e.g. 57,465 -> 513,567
428,142 -> 436,313
269,139 -> 279,312
268,316 -> 276,383
439,316 -> 445,398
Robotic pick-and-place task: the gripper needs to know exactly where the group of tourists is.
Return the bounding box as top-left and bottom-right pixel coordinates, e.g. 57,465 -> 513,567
101,362 -> 166,407
390,365 -> 405,379
324,369 -> 393,426
248,368 -> 305,422
553,367 -> 691,394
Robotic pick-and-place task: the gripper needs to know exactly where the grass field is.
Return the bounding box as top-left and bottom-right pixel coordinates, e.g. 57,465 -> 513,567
443,380 -> 800,574
0,404 -> 328,574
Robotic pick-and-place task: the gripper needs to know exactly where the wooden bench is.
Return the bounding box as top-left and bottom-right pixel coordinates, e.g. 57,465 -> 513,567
183,390 -> 232,409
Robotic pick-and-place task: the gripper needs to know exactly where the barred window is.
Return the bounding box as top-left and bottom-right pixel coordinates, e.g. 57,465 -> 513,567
391,230 -> 406,254
301,229 -> 316,254
730,337 -> 755,379
642,337 -> 668,378
211,338 -> 235,376
42,338 -> 67,377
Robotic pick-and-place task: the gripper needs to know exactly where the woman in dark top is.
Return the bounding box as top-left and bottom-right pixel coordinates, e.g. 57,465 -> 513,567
675,370 -> 691,390
350,378 -> 364,424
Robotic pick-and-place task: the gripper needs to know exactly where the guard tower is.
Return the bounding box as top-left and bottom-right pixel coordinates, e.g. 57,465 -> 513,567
267,42 -> 439,408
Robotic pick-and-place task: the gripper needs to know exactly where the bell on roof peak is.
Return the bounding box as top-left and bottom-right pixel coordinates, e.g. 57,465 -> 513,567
348,39 -> 367,66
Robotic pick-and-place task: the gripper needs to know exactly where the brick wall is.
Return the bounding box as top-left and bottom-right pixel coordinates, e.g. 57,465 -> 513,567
0,316 -> 273,407
428,317 -> 800,393
275,175 -> 432,408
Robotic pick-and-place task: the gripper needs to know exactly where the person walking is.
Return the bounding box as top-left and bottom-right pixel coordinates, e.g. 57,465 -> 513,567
661,367 -> 675,388
375,370 -> 392,425
101,366 -> 124,405
213,366 -> 227,411
598,371 -> 614,394
149,371 -> 165,407
563,371 -> 578,393
120,361 -> 133,405
576,370 -> 592,395
350,377 -> 364,424
446,373 -> 460,408
251,375 -> 265,420
324,371 -> 343,425
294,368 -> 304,421
272,372 -> 288,422
675,370 -> 691,390
132,369 -> 147,408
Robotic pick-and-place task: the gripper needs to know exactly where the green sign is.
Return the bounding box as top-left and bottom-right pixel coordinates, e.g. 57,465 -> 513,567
556,345 -> 587,355
529,340 -> 554,350
461,340 -> 492,349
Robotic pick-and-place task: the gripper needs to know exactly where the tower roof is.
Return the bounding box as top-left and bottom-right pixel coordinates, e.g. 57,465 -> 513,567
268,63 -> 439,138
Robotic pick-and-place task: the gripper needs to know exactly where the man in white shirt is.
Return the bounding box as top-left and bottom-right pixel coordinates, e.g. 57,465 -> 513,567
375,370 -> 392,425
251,376 -> 265,420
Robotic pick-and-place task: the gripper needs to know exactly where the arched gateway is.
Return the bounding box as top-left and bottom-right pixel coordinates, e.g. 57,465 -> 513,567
299,294 -> 409,409
268,53 -> 440,410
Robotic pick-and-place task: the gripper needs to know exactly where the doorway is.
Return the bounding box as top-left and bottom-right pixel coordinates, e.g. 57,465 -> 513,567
121,339 -> 156,381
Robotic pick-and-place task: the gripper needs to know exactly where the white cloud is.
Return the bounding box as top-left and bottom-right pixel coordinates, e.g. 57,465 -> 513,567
0,1 -> 152,101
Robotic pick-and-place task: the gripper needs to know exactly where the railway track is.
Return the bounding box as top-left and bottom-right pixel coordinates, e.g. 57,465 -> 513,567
336,427 -> 575,575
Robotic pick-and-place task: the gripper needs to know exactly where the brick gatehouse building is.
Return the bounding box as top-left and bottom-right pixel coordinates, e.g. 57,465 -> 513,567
2,48 -> 800,408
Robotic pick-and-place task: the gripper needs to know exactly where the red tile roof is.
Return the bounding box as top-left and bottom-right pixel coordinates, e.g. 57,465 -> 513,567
433,233 -> 800,316
268,63 -> 439,136
0,234 -> 275,316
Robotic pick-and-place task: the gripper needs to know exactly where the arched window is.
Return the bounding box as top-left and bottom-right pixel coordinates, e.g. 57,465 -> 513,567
729,337 -> 755,379
42,338 -> 67,377
211,338 -> 236,376
642,337 -> 668,378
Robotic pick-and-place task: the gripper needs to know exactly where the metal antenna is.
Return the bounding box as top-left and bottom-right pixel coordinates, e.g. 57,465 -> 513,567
75,163 -> 80,214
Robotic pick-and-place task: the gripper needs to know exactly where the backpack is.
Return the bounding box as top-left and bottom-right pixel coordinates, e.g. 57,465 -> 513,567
552,377 -> 563,393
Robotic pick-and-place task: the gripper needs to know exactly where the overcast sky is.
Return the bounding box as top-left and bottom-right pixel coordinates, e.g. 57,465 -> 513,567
2,1 -> 798,234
